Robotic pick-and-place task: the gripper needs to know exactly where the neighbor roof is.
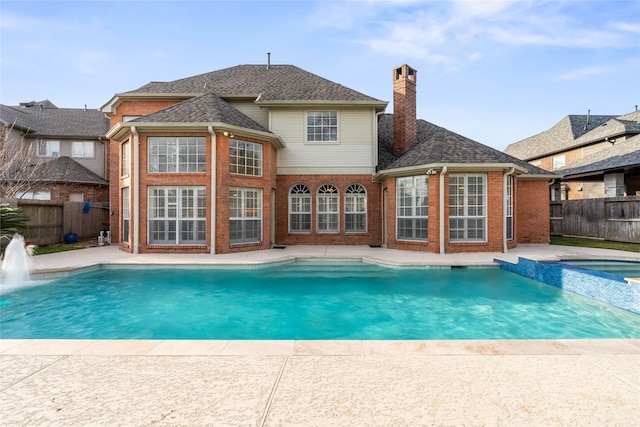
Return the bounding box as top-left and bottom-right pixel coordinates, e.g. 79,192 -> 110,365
504,114 -> 617,161
557,135 -> 640,179
0,100 -> 109,138
122,64 -> 387,107
39,157 -> 109,185
377,114 -> 553,176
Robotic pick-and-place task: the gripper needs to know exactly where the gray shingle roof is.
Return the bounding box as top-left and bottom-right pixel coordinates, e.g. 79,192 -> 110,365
39,156 -> 109,185
377,114 -> 552,176
128,65 -> 386,105
130,93 -> 270,133
557,135 -> 640,178
504,114 -> 617,160
0,101 -> 109,138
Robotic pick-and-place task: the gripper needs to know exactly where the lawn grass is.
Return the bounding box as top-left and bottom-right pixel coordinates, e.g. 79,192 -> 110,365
32,245 -> 86,255
550,236 -> 640,253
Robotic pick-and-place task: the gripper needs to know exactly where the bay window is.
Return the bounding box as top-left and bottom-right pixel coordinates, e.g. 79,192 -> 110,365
449,174 -> 486,242
148,186 -> 206,245
396,176 -> 428,241
230,187 -> 262,244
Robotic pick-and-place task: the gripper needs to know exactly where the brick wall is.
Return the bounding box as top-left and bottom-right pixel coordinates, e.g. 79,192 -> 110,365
516,179 -> 550,243
275,174 -> 383,246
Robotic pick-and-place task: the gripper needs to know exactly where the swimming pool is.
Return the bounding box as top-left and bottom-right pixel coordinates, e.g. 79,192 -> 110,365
2,262 -> 639,339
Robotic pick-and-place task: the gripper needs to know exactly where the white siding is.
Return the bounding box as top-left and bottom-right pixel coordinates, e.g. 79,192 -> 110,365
228,101 -> 269,128
272,107 -> 376,174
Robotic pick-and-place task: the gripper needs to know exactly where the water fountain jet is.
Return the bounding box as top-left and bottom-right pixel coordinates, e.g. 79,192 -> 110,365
1,234 -> 32,288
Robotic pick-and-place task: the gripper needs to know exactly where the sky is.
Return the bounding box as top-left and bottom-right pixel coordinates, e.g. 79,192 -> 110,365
1,0 -> 639,151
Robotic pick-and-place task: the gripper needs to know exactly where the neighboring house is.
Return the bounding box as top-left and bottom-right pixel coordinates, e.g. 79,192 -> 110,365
102,63 -> 554,255
505,110 -> 640,199
0,100 -> 110,202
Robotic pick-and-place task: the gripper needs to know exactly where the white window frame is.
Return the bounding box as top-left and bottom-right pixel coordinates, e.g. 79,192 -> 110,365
552,155 -> 566,170
506,176 -> 513,241
289,184 -> 311,233
38,140 -> 59,157
230,187 -> 262,244
317,184 -> 339,233
449,174 -> 487,242
396,176 -> 428,241
72,141 -> 94,158
16,191 -> 51,200
230,139 -> 262,176
344,184 -> 367,233
148,186 -> 206,245
122,141 -> 130,177
306,111 -> 338,143
122,187 -> 130,243
148,137 -> 206,173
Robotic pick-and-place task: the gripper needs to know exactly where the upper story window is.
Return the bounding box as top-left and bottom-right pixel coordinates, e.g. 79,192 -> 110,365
230,139 -> 262,176
122,141 -> 130,177
72,141 -> 94,158
148,137 -> 206,173
307,111 -> 338,142
344,184 -> 367,233
289,184 -> 311,233
122,115 -> 140,122
552,155 -> 565,170
38,140 -> 59,157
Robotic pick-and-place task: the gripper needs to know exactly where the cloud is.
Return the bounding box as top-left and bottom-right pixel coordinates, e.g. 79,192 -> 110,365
555,65 -> 612,81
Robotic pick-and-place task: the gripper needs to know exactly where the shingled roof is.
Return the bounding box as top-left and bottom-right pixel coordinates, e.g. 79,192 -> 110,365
558,135 -> 640,179
377,114 -> 553,176
0,100 -> 109,138
504,114 -> 617,161
130,93 -> 270,133
126,64 -> 386,106
3,156 -> 108,186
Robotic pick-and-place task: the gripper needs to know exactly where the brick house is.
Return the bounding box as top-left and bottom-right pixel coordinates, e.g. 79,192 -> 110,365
0,100 -> 109,202
102,63 -> 554,254
505,110 -> 640,199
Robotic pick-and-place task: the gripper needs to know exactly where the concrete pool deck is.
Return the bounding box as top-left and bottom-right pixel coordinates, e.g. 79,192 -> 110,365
1,244 -> 639,425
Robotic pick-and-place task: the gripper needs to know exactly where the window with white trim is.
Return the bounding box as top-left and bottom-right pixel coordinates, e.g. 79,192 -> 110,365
230,187 -> 262,244
449,174 -> 486,242
230,139 -> 262,176
72,141 -> 94,158
122,187 -> 130,243
38,140 -> 59,157
122,141 -> 130,176
506,176 -> 513,240
289,184 -> 311,233
148,186 -> 206,245
148,137 -> 206,172
307,111 -> 338,142
552,155 -> 565,170
16,191 -> 51,200
345,184 -> 367,233
396,176 -> 428,241
317,184 -> 339,233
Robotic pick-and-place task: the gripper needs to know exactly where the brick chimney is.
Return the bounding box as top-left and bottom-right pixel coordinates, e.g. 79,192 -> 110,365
393,64 -> 417,155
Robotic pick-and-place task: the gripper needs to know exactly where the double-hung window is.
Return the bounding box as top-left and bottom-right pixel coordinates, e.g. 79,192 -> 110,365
122,187 -> 130,243
38,140 -> 59,157
307,111 -> 338,142
230,139 -> 262,176
506,176 -> 514,240
449,174 -> 486,242
122,141 -> 130,176
230,187 -> 262,244
72,141 -> 94,158
148,186 -> 206,245
344,184 -> 367,233
289,184 -> 311,233
148,137 -> 206,172
396,176 -> 428,241
317,184 -> 339,233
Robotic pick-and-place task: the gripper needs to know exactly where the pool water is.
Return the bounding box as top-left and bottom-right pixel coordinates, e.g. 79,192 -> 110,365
1,262 -> 639,340
559,260 -> 640,278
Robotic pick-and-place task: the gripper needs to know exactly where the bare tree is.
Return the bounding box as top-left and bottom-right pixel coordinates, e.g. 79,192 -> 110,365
0,123 -> 49,198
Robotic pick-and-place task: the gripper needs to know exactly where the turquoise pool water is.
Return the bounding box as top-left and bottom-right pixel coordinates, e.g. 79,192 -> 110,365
1,262 -> 639,339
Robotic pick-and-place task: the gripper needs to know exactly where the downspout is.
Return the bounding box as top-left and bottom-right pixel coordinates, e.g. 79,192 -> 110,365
208,126 -> 217,254
503,167 -> 516,253
131,126 -> 140,254
439,166 -> 447,254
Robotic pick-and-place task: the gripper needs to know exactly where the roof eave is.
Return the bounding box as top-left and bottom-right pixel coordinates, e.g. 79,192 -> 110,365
374,163 -> 531,180
100,93 -> 201,114
257,99 -> 388,112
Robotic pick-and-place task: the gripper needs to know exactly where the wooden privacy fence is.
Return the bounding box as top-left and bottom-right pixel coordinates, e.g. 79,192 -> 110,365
550,196 -> 640,243
1,199 -> 109,245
